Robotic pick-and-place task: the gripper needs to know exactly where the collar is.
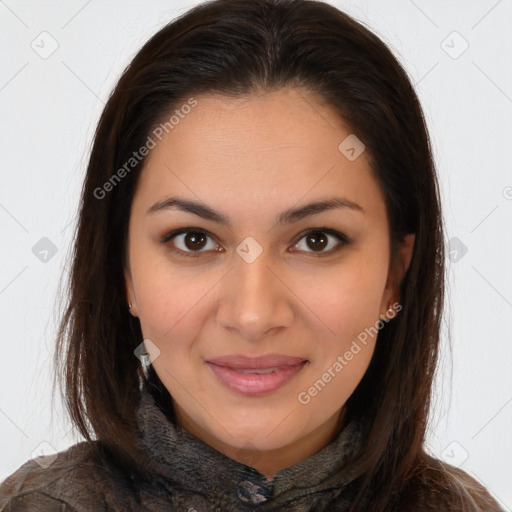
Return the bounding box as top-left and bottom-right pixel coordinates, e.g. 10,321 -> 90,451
136,382 -> 364,508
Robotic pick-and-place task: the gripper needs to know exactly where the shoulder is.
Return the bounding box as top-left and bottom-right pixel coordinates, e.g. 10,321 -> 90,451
394,454 -> 504,512
0,441 -> 132,512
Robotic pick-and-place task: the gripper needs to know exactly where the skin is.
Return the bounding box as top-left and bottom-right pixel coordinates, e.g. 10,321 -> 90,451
125,87 -> 414,477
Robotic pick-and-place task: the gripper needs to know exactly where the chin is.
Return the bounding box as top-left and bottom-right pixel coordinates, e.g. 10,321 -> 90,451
217,417 -> 312,451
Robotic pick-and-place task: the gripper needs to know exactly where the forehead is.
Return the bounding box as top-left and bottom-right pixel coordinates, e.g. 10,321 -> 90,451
132,88 -> 387,228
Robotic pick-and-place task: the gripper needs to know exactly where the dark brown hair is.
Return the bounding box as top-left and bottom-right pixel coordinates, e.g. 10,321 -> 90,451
53,0 -> 497,510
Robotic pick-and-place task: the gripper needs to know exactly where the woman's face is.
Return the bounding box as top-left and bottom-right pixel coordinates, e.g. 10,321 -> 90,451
125,87 -> 414,471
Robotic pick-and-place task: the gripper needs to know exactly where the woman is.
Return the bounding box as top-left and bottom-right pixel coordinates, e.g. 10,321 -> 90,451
0,0 -> 503,510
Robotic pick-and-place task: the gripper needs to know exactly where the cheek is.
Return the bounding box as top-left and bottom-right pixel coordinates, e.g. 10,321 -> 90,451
300,260 -> 388,344
135,275 -> 208,342
130,244 -> 221,348
295,269 -> 385,413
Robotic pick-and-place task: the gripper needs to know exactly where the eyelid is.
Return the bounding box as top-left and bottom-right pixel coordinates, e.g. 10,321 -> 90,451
161,226 -> 350,257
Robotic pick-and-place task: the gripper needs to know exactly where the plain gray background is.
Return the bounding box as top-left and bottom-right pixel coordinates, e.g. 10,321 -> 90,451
1,0 -> 511,508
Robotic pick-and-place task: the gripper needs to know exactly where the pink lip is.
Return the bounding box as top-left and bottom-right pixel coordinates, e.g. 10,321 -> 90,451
205,354 -> 308,396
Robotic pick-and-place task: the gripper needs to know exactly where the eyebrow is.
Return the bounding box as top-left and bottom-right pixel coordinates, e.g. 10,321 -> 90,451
146,196 -> 364,227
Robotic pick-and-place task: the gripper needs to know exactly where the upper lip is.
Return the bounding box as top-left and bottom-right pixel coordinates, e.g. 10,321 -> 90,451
206,354 -> 308,370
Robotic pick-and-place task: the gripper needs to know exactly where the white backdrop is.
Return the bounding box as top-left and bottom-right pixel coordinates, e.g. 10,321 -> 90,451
1,0 -> 511,508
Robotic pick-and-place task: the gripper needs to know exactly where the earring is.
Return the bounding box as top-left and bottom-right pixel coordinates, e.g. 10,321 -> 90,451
128,302 -> 132,310
380,303 -> 397,321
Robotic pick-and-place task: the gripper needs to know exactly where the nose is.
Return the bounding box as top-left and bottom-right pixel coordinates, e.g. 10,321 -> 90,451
216,249 -> 294,342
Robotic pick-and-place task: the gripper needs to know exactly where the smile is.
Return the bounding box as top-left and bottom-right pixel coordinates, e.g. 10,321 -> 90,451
205,357 -> 308,396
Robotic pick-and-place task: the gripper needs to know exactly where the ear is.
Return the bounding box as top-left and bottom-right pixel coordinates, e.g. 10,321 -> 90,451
124,264 -> 138,317
380,233 -> 415,315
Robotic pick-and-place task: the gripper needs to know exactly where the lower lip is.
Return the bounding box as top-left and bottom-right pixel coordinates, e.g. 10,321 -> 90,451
206,361 -> 308,396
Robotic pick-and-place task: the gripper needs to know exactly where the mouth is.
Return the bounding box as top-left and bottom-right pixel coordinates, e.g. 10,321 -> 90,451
205,354 -> 309,396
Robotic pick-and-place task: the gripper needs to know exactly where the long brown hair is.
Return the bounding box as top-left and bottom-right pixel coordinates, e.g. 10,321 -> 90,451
53,1 -> 496,510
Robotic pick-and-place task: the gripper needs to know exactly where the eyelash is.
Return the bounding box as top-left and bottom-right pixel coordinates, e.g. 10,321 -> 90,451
160,227 -> 350,259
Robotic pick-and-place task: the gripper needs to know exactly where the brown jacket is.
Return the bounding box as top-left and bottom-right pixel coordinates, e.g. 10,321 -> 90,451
0,385 -> 505,511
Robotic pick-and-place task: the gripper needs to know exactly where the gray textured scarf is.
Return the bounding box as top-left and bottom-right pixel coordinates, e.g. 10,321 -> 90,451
136,384 -> 365,511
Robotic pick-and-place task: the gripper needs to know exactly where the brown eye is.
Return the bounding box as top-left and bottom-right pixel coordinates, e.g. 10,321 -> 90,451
293,229 -> 348,256
305,232 -> 328,251
162,227 -> 348,259
163,229 -> 221,257
183,231 -> 208,251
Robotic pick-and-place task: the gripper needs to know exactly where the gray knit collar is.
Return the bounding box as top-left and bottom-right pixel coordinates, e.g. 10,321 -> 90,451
136,382 -> 364,507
